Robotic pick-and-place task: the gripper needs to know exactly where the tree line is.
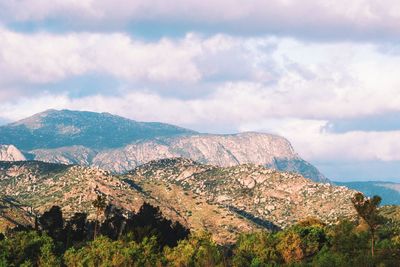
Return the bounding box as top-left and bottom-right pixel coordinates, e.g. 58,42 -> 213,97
0,193 -> 399,266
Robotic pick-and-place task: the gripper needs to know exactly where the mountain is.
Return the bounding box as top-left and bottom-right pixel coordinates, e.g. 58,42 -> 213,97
0,159 -> 355,242
92,132 -> 329,183
0,145 -> 26,161
0,109 -> 328,183
0,109 -> 195,150
336,181 -> 400,205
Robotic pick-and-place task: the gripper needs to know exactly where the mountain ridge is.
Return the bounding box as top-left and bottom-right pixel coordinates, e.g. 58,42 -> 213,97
0,109 -> 328,183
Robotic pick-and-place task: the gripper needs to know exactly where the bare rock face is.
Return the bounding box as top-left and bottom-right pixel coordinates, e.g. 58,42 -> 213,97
92,133 -> 329,183
0,145 -> 26,161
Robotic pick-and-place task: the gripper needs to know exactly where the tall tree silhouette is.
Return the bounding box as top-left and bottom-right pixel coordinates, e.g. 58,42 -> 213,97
351,192 -> 384,257
38,206 -> 65,244
92,194 -> 107,239
65,212 -> 88,247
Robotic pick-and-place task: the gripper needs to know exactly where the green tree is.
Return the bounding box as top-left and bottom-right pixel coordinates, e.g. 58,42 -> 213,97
164,231 -> 223,267
64,235 -> 161,267
0,231 -> 60,267
233,231 -> 281,266
351,193 -> 384,257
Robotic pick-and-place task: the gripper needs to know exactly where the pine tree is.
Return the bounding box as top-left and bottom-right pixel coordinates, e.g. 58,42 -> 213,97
351,192 -> 384,257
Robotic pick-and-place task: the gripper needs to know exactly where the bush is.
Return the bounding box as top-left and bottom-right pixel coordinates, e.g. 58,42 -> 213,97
0,231 -> 61,266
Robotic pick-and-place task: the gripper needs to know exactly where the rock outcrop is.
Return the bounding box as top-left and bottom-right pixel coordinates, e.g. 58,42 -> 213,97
0,145 -> 26,161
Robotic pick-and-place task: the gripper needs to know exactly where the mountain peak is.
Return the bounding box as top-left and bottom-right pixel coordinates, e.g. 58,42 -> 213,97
1,109 -> 196,150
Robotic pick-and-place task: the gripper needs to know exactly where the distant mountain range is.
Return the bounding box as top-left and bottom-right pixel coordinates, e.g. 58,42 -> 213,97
0,109 -> 328,183
336,181 -> 400,205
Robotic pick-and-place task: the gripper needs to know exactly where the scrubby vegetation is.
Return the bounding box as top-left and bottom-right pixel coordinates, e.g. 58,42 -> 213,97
1,200 -> 399,266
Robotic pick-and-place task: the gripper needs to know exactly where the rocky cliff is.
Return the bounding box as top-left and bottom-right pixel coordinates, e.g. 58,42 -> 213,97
93,133 -> 329,183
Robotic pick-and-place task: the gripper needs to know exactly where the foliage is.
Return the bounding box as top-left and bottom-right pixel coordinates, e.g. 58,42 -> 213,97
0,231 -> 60,267
233,231 -> 280,266
351,192 -> 385,256
164,231 -> 224,267
64,236 -> 161,267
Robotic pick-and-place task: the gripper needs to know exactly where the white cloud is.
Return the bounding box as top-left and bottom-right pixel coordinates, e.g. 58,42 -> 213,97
1,29 -> 400,119
2,1 -> 400,40
0,28 -> 205,84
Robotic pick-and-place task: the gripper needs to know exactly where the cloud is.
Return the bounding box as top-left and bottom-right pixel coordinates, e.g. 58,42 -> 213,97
0,28 -> 284,97
2,1 -> 400,41
2,28 -> 400,111
0,28 -> 203,85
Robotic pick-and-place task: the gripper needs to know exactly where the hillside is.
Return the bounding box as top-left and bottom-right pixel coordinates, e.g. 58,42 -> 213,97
0,196 -> 33,232
336,181 -> 400,205
0,110 -> 328,183
127,158 -> 356,228
0,161 -> 260,243
0,159 -> 356,243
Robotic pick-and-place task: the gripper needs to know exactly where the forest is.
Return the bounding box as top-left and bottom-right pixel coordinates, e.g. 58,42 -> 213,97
0,194 -> 399,267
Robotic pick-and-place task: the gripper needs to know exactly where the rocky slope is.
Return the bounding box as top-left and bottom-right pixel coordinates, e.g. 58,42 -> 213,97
0,161 -> 259,243
127,158 -> 356,228
0,145 -> 26,161
0,159 -> 357,243
0,110 -> 328,183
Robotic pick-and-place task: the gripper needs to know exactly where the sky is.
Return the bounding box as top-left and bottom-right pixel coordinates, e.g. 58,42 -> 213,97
0,0 -> 400,182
